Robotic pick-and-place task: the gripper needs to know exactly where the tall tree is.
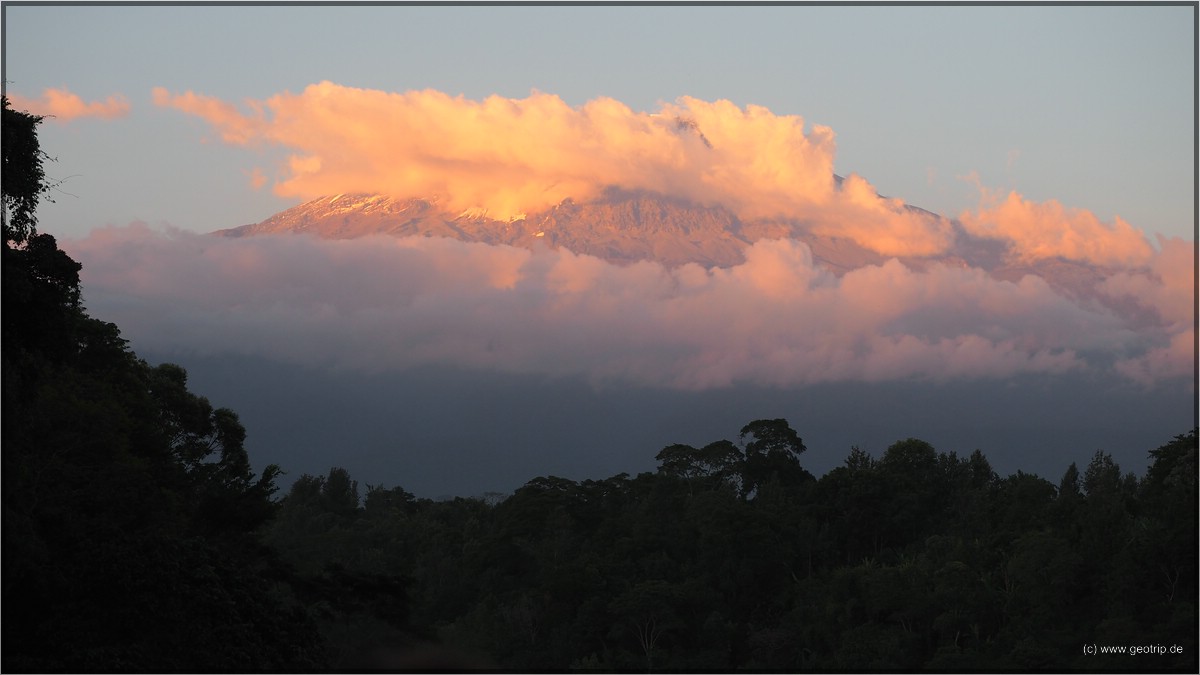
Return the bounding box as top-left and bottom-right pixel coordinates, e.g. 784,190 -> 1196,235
2,96 -> 52,244
738,419 -> 812,498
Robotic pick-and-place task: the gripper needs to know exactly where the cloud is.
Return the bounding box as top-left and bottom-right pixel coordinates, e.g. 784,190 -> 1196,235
7,87 -> 130,122
1099,235 -> 1196,385
63,225 -> 1188,391
153,82 -> 952,257
130,84 -> 1189,386
958,186 -> 1156,268
246,167 -> 268,191
152,87 -> 263,143
806,173 -> 955,257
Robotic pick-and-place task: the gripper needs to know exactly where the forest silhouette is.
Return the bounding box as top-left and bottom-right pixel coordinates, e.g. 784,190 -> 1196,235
2,96 -> 1196,673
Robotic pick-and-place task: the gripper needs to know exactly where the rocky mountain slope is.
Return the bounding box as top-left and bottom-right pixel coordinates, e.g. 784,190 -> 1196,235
218,189 -> 925,272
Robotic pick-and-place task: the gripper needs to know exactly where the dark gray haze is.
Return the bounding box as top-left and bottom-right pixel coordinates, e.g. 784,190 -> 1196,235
147,349 -> 1194,499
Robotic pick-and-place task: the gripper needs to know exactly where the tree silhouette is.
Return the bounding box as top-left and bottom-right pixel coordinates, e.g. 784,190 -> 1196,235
1,93 -> 326,673
2,96 -> 52,244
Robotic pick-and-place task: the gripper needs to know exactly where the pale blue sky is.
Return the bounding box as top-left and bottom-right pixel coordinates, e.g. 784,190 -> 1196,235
3,3 -> 1195,241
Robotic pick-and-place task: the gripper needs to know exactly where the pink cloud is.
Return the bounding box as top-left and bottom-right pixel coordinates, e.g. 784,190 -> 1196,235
7,87 -> 130,122
246,167 -> 268,191
62,225 -> 1187,391
152,87 -> 264,144
958,188 -> 1156,268
1115,329 -> 1196,387
807,173 -> 956,257
1100,236 -> 1196,384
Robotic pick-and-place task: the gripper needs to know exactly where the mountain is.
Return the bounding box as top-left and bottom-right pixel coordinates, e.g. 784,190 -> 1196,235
217,188 -> 932,272
219,190 -> 756,268
215,188 -> 1122,304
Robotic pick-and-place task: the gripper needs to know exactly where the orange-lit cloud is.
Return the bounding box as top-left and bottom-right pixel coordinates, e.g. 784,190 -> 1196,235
958,187 -> 1156,268
247,167 -> 268,191
64,225 -> 1189,390
807,173 -> 955,257
152,87 -> 263,143
153,82 -> 951,257
8,87 -> 130,122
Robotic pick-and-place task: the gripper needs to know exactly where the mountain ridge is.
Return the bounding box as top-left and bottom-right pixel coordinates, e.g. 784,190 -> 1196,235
218,189 -> 924,272
214,189 -> 1130,313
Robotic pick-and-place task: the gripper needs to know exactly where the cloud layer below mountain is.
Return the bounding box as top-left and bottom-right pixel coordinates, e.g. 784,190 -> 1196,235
65,225 -> 1192,390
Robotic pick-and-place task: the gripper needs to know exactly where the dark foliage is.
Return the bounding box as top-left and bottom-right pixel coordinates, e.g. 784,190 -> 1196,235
2,101 -> 334,672
3,96 -> 55,244
262,427 -> 1197,673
